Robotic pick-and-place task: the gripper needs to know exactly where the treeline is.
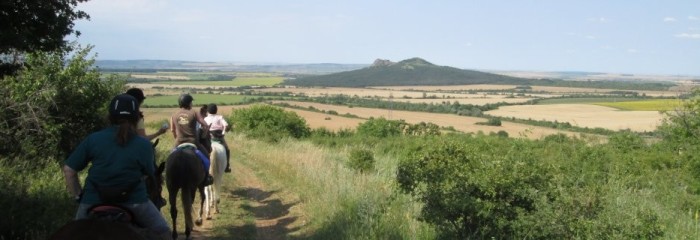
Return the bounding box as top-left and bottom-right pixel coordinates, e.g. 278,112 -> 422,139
528,78 -> 674,91
126,74 -> 235,83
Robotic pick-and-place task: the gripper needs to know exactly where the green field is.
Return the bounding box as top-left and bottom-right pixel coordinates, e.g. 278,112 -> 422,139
230,76 -> 285,86
538,98 -> 684,111
152,76 -> 284,87
593,99 -> 683,111
142,94 -> 249,107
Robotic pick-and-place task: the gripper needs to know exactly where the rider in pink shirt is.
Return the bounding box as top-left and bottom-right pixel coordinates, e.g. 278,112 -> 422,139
204,104 -> 232,173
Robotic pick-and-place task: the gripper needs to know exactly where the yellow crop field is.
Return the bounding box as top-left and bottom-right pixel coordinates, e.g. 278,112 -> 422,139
487,104 -> 664,132
592,99 -> 684,111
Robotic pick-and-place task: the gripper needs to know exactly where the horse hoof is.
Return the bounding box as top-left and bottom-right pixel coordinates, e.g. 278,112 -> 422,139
207,216 -> 213,220
195,219 -> 203,226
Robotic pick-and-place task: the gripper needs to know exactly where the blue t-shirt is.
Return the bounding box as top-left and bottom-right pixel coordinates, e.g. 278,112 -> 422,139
65,126 -> 155,204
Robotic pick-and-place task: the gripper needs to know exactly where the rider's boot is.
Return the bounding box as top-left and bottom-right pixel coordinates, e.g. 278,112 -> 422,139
203,172 -> 214,186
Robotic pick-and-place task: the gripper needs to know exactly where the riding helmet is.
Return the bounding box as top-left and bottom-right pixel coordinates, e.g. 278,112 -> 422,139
178,93 -> 194,108
109,94 -> 139,120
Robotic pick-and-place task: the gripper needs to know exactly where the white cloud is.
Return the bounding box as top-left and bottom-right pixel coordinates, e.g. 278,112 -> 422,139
689,16 -> 699,21
585,35 -> 596,40
663,17 -> 677,22
627,49 -> 638,53
675,33 -> 700,39
588,17 -> 608,23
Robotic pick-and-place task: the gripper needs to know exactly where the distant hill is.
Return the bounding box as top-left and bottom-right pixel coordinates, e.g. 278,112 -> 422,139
284,58 -> 533,87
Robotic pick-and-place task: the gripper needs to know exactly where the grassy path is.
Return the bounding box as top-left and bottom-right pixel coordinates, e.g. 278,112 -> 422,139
197,141 -> 305,239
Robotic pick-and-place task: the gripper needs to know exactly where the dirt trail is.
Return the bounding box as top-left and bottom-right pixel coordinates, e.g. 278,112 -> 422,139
178,151 -> 301,239
231,163 -> 299,240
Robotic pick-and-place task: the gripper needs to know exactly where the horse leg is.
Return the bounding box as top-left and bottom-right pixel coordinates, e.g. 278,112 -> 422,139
204,185 -> 212,220
196,185 -> 206,225
210,184 -> 217,214
182,186 -> 194,239
169,188 -> 179,240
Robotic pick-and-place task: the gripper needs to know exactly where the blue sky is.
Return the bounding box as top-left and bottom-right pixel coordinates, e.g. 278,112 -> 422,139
72,0 -> 700,75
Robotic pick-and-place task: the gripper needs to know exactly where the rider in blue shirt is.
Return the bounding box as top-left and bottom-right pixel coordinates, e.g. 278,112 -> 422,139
63,94 -> 170,240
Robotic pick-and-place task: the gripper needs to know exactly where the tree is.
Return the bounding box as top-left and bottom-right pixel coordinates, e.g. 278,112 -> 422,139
658,88 -> 700,145
0,0 -> 90,76
0,45 -> 123,163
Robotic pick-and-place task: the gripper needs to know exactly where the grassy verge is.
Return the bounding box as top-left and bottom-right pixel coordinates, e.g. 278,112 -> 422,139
228,134 -> 436,239
0,159 -> 76,239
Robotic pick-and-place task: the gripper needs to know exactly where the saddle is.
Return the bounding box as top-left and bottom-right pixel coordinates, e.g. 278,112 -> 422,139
175,143 -> 209,164
174,143 -> 213,186
87,204 -> 135,224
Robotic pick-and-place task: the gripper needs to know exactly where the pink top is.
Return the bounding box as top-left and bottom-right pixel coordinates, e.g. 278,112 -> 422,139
204,114 -> 228,132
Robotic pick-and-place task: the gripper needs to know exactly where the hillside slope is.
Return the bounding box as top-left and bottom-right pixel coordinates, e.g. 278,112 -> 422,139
284,58 -> 532,87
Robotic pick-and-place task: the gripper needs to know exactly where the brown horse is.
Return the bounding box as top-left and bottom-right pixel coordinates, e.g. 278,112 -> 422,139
165,145 -> 207,240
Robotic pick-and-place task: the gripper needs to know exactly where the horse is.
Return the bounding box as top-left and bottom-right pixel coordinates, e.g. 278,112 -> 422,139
203,140 -> 227,220
49,140 -> 166,240
165,144 -> 207,240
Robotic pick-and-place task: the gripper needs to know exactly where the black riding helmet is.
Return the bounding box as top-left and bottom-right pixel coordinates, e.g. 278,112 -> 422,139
207,104 -> 218,114
109,94 -> 139,121
178,93 -> 194,108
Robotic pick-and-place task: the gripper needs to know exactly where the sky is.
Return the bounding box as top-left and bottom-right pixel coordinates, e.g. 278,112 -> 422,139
70,0 -> 700,76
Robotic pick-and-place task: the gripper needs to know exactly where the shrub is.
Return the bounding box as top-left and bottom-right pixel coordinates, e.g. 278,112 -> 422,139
608,131 -> 646,153
356,117 -> 406,138
476,117 -> 502,126
229,104 -> 311,142
397,137 -> 555,238
347,148 -> 375,173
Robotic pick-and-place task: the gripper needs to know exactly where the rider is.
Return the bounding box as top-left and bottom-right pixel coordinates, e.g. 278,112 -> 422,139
62,94 -> 170,240
126,88 -> 168,140
204,103 -> 232,173
170,93 -> 213,186
126,87 -> 168,208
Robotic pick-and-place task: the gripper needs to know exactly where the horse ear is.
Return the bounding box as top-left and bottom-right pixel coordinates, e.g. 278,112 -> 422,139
152,138 -> 160,148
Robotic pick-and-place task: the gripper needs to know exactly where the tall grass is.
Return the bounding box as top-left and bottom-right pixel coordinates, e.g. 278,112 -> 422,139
229,134 -> 436,239
0,159 -> 75,239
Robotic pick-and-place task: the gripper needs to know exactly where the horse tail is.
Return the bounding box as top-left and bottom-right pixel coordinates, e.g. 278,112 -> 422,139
181,184 -> 195,234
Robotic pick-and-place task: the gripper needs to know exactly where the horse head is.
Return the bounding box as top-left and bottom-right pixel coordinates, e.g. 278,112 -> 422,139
146,139 -> 166,210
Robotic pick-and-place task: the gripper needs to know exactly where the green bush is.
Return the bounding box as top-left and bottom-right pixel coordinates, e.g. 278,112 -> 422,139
608,131 -> 646,153
397,137 -> 555,238
229,104 -> 311,142
0,45 -> 123,165
356,117 -> 406,138
347,148 -> 375,173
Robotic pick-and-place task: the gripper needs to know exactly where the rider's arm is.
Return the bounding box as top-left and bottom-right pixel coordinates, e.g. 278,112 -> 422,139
63,165 -> 82,200
196,112 -> 209,134
170,115 -> 177,139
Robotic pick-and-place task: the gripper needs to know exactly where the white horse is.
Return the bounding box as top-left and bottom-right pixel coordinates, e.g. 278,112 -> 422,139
204,140 -> 227,220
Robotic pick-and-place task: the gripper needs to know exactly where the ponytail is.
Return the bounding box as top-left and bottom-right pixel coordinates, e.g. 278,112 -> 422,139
110,116 -> 137,146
